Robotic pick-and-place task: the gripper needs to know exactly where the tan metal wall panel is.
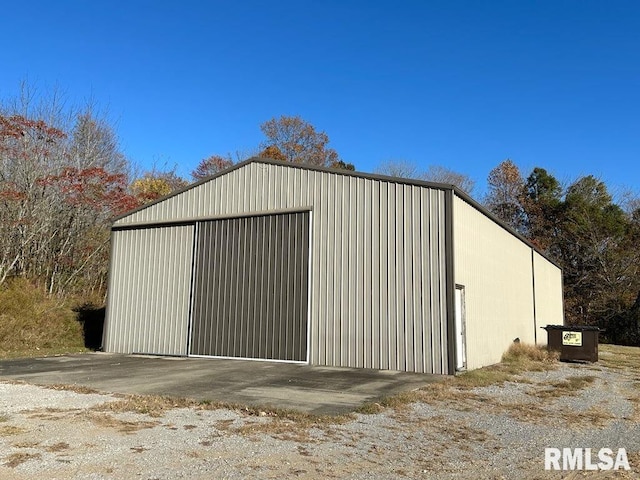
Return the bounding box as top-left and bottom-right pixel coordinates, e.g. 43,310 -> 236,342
533,251 -> 564,342
103,225 -> 194,355
112,162 -> 449,373
453,195 -> 535,370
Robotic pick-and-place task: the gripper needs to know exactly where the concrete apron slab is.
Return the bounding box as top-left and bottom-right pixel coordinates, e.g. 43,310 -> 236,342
0,353 -> 440,415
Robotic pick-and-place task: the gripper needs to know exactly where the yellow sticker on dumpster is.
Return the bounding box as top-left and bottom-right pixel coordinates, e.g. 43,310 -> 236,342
562,331 -> 582,346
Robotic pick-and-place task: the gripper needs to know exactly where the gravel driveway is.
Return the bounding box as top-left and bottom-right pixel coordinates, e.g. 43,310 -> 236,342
0,349 -> 639,479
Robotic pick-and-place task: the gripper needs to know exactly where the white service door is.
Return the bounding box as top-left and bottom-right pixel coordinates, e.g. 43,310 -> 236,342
455,287 -> 467,371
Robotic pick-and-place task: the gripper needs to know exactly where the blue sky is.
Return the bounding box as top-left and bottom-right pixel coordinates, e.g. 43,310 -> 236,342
1,1 -> 638,197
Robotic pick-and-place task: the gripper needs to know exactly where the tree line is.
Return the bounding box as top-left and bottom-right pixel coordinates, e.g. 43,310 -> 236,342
0,95 -> 135,297
0,89 -> 350,299
1,87 -> 637,344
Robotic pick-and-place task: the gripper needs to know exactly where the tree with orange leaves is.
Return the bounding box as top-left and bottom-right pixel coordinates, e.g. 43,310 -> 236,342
259,115 -> 353,169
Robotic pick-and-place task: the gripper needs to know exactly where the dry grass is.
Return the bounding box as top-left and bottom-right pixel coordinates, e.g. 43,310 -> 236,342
26,407 -> 79,421
230,419 -> 316,442
358,343 -> 558,414
494,401 -> 549,423
0,425 -> 26,436
355,402 -> 385,414
358,380 -> 485,414
434,420 -> 490,446
357,342 -> 626,428
219,409 -> 352,443
44,442 -> 70,452
597,344 -> 640,423
214,419 -> 235,430
197,408 -> 352,443
503,342 -> 557,363
12,441 -> 40,448
533,375 -> 598,398
629,397 -> 640,422
3,452 -> 41,468
94,393 -> 352,430
0,346 -> 88,360
453,368 -> 517,389
357,389 -> 434,414
90,393 -> 355,442
571,405 -> 616,428
482,399 -> 616,428
599,344 -> 640,370
94,394 -> 201,417
0,278 -> 86,357
24,406 -> 159,434
82,412 -> 159,434
628,451 -> 640,475
46,383 -> 101,395
455,343 -> 558,389
396,413 -> 491,444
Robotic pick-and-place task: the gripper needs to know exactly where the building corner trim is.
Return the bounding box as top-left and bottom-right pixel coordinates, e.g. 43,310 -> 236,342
102,230 -> 117,352
445,190 -> 456,375
531,250 -> 538,344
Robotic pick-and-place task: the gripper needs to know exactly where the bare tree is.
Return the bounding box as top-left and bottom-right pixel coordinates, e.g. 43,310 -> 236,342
68,106 -> 128,174
423,165 -> 475,194
374,160 -> 475,194
484,159 -> 526,232
374,159 -> 422,179
619,188 -> 640,217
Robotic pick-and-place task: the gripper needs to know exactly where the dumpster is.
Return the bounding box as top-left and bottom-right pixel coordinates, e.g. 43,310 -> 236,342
542,325 -> 600,362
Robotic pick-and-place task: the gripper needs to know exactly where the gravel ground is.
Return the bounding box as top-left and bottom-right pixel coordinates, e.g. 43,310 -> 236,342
0,354 -> 639,479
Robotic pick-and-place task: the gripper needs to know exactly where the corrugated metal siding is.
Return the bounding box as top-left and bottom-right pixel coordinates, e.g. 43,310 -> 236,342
112,162 -> 449,374
453,195 -> 536,370
103,225 -> 194,355
190,212 -> 309,361
533,251 -> 564,340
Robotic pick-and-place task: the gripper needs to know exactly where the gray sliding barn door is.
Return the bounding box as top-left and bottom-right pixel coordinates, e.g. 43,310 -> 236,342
190,211 -> 310,362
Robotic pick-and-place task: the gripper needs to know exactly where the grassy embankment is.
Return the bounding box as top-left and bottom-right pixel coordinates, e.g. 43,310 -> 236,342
0,279 -> 91,359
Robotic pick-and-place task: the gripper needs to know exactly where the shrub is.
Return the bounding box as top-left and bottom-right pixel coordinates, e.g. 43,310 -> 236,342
501,342 -> 559,365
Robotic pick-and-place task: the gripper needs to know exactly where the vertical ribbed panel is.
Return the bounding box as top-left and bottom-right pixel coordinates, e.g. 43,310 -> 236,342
112,162 -> 449,373
104,225 -> 194,355
532,251 -> 564,340
453,195 -> 536,370
190,212 -> 309,361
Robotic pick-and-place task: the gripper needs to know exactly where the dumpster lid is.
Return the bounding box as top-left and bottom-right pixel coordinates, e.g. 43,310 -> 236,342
541,324 -> 601,331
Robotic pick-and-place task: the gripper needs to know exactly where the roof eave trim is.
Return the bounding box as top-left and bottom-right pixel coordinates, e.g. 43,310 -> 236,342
112,157 -> 458,224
